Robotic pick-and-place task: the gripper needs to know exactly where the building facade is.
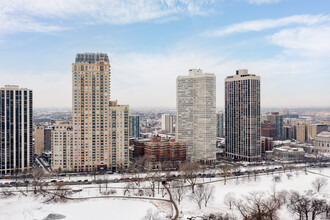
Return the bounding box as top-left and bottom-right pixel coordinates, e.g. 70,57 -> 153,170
261,121 -> 277,138
315,131 -> 330,153
161,114 -> 174,134
261,136 -> 273,156
284,126 -> 295,140
267,112 -> 284,140
109,101 -> 129,171
225,69 -> 261,161
134,136 -> 186,168
0,85 -> 33,174
34,125 -> 45,156
34,125 -> 52,155
216,112 -> 224,138
176,69 -> 216,162
129,115 -> 140,138
60,52 -> 130,172
51,121 -> 72,171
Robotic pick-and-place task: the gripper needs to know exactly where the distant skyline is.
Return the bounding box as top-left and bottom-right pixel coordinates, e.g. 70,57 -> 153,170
0,0 -> 329,108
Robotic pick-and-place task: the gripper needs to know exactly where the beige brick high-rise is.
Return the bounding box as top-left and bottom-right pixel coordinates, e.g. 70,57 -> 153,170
109,101 -> 129,170
71,53 -> 129,172
34,125 -> 45,156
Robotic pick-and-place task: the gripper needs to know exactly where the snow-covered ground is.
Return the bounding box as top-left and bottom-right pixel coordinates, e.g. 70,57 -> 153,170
179,167 -> 330,219
0,167 -> 329,220
0,194 -> 162,220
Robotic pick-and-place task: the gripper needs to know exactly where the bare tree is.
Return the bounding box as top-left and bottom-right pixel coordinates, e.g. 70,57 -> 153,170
123,182 -> 134,196
30,167 -> 44,194
220,165 -> 232,185
143,208 -> 161,220
234,191 -> 281,220
286,173 -> 293,180
287,191 -> 328,220
181,162 -> 199,193
224,192 -> 236,210
146,172 -> 160,197
311,177 -> 328,193
44,184 -> 73,203
189,184 -> 205,209
1,187 -> 14,198
172,179 -> 187,204
203,184 -> 215,207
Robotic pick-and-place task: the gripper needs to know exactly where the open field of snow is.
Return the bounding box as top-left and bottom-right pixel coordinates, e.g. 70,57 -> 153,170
0,195 -> 162,220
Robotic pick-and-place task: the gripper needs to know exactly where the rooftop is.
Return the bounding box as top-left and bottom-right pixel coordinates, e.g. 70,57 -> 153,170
75,52 -> 109,64
317,131 -> 330,138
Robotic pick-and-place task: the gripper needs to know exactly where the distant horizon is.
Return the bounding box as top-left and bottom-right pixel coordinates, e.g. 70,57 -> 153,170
33,106 -> 330,110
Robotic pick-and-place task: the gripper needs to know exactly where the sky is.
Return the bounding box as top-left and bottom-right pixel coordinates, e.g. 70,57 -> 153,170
0,0 -> 329,108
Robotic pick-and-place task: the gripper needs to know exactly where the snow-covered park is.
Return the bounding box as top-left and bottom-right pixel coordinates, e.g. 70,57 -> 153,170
0,166 -> 329,220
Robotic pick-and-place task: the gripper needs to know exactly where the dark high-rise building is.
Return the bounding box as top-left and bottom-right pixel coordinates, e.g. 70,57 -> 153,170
225,69 -> 261,162
129,115 -> 140,138
44,127 -> 52,152
216,112 -> 224,137
0,85 -> 33,174
267,112 -> 284,140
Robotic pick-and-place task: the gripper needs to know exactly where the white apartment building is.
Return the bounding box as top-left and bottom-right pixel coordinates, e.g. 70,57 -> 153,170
225,69 -> 261,162
51,121 -> 72,171
176,69 -> 216,162
161,114 -> 174,134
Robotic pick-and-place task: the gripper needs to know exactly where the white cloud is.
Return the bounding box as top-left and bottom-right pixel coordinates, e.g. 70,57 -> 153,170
206,14 -> 330,37
269,25 -> 330,56
0,0 -> 215,35
0,14 -> 67,35
247,0 -> 280,5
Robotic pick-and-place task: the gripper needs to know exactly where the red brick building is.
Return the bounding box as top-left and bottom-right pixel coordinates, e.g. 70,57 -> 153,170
133,136 -> 186,167
261,121 -> 277,138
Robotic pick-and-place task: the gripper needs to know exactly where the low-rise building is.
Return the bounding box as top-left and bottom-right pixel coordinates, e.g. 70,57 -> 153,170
261,136 -> 273,156
266,146 -> 305,161
133,136 -> 186,169
315,131 -> 330,153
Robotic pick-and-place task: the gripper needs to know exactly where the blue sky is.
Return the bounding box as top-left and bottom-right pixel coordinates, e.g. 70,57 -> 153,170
0,0 -> 329,108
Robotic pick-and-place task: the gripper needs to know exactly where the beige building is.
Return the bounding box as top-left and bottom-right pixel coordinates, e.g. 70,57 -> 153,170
51,121 -> 72,171
109,101 -> 129,170
305,124 -> 317,142
315,131 -> 330,153
34,125 -> 45,156
51,53 -> 130,172
295,123 -> 317,143
70,53 -> 129,172
295,123 -> 306,143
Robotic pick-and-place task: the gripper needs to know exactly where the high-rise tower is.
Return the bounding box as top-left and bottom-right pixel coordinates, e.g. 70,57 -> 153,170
0,85 -> 33,174
161,114 -> 173,134
176,69 -> 216,162
71,53 -> 129,172
129,115 -> 140,138
225,69 -> 260,161
216,112 -> 224,138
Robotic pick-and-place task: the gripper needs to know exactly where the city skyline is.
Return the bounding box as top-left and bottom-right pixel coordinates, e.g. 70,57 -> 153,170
0,0 -> 329,108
